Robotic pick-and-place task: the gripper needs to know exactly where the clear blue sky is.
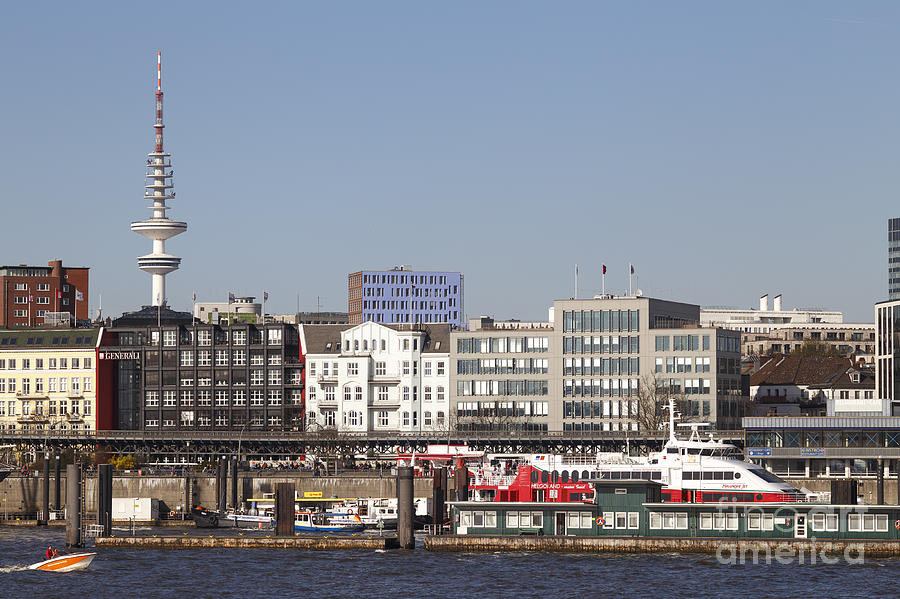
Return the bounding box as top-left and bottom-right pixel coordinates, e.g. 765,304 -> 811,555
2,2 -> 897,322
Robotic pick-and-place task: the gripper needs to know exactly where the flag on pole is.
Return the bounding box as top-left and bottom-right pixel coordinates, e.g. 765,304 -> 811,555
630,264 -> 634,274
602,265 -> 607,275
263,291 -> 269,302
192,292 -> 197,302
56,290 -> 62,300
75,290 -> 84,302
228,292 -> 235,303
28,294 -> 33,303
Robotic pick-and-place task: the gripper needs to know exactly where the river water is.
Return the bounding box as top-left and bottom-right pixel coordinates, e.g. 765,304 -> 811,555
1,527 -> 897,598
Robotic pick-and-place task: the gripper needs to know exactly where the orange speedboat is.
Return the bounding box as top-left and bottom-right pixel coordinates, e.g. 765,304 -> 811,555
29,552 -> 96,572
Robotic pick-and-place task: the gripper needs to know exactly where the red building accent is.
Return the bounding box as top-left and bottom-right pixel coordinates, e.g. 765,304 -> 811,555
0,260 -> 89,327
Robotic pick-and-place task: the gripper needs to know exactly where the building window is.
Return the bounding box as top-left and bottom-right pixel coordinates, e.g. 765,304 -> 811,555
197,330 -> 212,346
377,411 -> 389,427
437,386 -> 445,402
378,386 -> 389,401
344,386 -> 352,402
180,351 -> 194,367
232,330 -> 247,345
375,362 -> 386,376
163,330 -> 177,347
403,361 -> 410,375
215,350 -> 228,366
424,386 -> 432,402
355,386 -> 363,401
197,351 -> 211,366
348,362 -> 359,376
424,362 -> 432,376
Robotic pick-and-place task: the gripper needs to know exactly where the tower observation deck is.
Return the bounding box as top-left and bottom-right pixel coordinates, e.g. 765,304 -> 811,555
131,51 -> 187,307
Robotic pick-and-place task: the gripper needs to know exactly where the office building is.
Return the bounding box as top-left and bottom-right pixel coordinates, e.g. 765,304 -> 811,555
890,217 -> 900,300
348,266 -> 464,328
451,296 -> 744,433
99,320 -> 302,431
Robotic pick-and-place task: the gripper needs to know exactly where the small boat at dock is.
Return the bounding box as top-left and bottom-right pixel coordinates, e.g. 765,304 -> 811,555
294,511 -> 365,533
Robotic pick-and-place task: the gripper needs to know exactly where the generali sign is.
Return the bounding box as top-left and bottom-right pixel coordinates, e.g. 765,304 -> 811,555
98,351 -> 140,360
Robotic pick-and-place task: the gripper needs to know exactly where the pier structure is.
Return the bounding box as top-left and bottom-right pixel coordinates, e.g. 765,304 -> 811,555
130,51 -> 187,307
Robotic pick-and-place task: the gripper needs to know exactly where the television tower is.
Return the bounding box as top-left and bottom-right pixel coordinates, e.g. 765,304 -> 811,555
131,51 -> 187,307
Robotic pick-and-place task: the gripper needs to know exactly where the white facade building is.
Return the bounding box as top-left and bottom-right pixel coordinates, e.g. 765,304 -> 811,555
701,294 -> 843,334
301,322 -> 450,432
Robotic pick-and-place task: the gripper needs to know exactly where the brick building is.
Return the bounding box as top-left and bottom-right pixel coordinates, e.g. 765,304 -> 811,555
0,260 -> 89,327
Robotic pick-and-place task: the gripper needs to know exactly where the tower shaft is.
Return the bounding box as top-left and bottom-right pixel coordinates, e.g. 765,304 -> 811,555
131,51 -> 187,307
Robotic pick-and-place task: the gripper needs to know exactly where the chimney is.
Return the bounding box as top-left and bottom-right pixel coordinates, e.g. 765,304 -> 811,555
48,259 -> 62,277
773,294 -> 782,311
759,294 -> 768,312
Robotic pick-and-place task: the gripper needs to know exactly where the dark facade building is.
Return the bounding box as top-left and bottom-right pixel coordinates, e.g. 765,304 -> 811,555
101,318 -> 302,431
0,260 -> 90,327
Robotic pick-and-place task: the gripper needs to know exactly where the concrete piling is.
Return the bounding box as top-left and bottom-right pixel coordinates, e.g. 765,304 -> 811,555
216,458 -> 227,512
53,455 -> 61,512
454,458 -> 469,502
432,467 -> 446,535
878,459 -> 885,505
397,466 -> 414,549
230,456 -> 239,510
65,464 -> 82,548
98,463 -> 113,536
40,451 -> 50,525
184,473 -> 192,513
275,482 -> 294,537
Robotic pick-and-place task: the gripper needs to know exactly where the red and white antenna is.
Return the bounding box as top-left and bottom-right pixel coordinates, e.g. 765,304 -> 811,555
157,51 -> 162,92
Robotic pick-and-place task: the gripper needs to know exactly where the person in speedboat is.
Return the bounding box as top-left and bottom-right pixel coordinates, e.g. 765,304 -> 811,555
45,546 -> 58,560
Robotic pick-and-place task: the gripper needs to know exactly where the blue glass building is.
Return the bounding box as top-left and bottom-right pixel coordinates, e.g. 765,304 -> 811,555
890,218 -> 900,300
348,267 -> 464,327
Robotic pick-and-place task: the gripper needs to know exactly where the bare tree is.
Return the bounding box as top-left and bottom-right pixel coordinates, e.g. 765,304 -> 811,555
634,374 -> 694,433
451,402 -> 526,433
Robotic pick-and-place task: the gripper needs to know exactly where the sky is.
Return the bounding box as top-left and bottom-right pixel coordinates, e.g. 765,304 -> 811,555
1,2 -> 898,323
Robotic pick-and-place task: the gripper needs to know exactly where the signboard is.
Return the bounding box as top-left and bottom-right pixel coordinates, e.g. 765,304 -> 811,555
303,491 -> 323,498
800,448 -> 825,457
99,351 -> 140,360
746,448 -> 772,457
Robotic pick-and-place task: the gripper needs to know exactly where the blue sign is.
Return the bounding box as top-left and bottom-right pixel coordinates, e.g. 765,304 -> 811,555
746,448 -> 772,457
800,448 -> 825,457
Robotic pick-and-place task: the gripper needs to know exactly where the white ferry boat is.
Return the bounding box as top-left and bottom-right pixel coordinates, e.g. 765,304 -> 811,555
471,400 -> 806,504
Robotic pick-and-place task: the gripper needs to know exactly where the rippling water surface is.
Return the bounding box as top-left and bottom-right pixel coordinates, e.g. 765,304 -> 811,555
2,527 -> 898,598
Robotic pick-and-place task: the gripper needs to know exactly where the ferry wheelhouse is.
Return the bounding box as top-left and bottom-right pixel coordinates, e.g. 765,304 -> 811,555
472,401 -> 804,504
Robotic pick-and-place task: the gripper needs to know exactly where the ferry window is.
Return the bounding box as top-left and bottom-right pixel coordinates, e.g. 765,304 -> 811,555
627,512 -> 640,529
551,471 -> 559,483
582,470 -> 589,480
724,472 -> 734,480
651,471 -> 662,480
703,472 -> 714,480
485,512 -> 497,528
876,514 -> 888,532
615,488 -> 627,495
734,473 -> 740,479
727,513 -> 739,530
571,471 -> 578,483
649,512 -> 661,529
713,513 -> 726,530
473,511 -> 484,527
667,448 -> 678,454
747,513 -> 760,530
541,471 -> 549,483
713,472 -> 724,480
662,513 -> 676,529
700,449 -> 712,456
561,471 -> 569,483
602,512 -> 614,529
530,470 -> 538,483
506,512 -> 519,528
580,512 -> 593,529
609,471 -> 621,480
683,472 -> 694,480
688,448 -> 701,455
532,512 -> 543,528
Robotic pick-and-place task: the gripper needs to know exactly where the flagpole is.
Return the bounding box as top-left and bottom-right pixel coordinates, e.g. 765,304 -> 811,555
574,264 -> 578,299
629,264 -> 633,296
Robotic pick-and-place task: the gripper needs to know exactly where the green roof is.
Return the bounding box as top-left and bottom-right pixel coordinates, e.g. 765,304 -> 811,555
0,328 -> 101,349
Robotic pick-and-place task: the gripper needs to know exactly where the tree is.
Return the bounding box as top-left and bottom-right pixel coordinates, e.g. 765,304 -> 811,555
787,340 -> 842,359
108,455 -> 136,471
634,374 -> 695,433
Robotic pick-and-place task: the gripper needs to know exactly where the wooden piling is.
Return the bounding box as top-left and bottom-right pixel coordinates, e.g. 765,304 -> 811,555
397,467 -> 414,549
275,482 -> 294,537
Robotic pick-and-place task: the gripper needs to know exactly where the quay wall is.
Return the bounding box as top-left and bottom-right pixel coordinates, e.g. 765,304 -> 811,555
96,535 -> 400,550
424,535 -> 900,557
0,473 -> 434,517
